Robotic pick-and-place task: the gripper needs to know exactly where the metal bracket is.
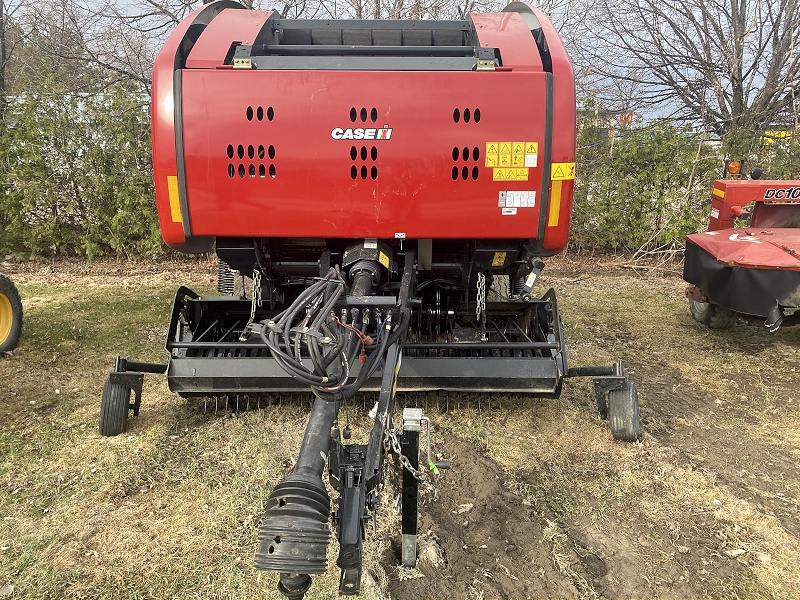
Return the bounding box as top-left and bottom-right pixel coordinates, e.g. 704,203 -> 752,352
331,442 -> 369,596
233,45 -> 253,69
400,408 -> 421,568
566,360 -> 627,420
108,371 -> 144,416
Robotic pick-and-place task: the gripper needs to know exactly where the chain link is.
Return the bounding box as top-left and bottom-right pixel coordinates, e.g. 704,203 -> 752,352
240,270 -> 263,341
389,429 -> 426,482
476,271 -> 486,319
250,269 -> 262,323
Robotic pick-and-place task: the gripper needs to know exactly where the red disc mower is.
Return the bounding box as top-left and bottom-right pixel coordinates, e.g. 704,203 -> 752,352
684,164 -> 800,331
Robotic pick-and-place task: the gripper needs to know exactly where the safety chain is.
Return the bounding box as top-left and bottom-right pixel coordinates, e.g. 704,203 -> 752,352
240,269 -> 263,341
389,429 -> 426,482
250,269 -> 263,322
476,271 -> 486,319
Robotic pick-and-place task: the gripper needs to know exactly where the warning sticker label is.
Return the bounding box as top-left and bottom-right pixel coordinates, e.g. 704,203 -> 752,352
493,168 -> 529,181
498,190 -> 536,208
551,162 -> 576,180
485,141 -> 539,179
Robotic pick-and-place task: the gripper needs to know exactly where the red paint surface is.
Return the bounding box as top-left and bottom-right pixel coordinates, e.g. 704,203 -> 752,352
687,228 -> 800,271
152,2 -> 576,249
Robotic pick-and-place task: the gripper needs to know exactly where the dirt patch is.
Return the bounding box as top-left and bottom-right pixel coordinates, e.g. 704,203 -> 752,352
631,357 -> 800,539
388,433 -> 749,600
388,436 -> 578,599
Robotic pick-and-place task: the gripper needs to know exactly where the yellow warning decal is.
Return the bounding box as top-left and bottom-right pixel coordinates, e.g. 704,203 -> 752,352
712,187 -> 725,198
550,162 -> 576,181
167,175 -> 182,223
492,252 -> 507,267
493,168 -> 529,181
379,252 -> 390,269
486,143 -> 538,176
548,180 -> 563,227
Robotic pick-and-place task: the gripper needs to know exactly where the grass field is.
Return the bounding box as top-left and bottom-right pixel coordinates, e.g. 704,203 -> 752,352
1,257 -> 799,599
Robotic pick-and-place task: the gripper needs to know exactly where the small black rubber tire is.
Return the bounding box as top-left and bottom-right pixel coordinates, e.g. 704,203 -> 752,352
0,273 -> 23,354
99,378 -> 130,437
609,382 -> 640,442
689,299 -> 736,329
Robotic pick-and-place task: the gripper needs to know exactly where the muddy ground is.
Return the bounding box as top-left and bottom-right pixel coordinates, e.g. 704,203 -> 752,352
383,259 -> 800,599
1,256 -> 799,599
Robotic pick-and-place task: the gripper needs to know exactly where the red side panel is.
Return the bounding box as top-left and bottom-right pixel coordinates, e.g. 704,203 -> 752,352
152,8 -> 206,248
152,0 -> 246,249
535,6 -> 576,253
181,69 -> 549,238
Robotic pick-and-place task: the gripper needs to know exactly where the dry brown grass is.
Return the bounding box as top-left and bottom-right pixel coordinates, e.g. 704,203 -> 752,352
0,256 -> 798,599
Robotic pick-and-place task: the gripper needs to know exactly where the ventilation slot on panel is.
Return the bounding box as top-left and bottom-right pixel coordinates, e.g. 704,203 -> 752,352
226,143 -> 276,179
350,107 -> 379,123
453,108 -> 481,123
451,145 -> 480,180
246,106 -> 274,121
350,143 -> 378,180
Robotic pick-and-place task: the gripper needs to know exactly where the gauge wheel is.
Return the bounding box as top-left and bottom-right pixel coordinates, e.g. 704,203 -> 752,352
99,377 -> 130,437
689,299 -> 736,329
609,382 -> 640,442
0,273 -> 23,354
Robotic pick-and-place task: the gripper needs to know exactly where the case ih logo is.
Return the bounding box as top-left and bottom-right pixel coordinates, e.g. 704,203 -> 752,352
331,125 -> 393,140
765,187 -> 800,199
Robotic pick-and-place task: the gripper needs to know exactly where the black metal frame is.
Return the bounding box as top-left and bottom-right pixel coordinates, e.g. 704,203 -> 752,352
106,249 -> 635,599
163,288 -> 566,397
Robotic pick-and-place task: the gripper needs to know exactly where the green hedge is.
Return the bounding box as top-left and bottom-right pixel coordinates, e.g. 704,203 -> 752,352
0,86 -> 162,258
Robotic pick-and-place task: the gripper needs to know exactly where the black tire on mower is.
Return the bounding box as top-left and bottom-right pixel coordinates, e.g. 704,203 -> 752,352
0,273 -> 23,354
689,299 -> 736,329
608,382 -> 640,442
99,378 -> 130,437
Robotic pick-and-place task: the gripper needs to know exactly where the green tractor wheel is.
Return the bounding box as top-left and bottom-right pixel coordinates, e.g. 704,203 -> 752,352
0,273 -> 23,354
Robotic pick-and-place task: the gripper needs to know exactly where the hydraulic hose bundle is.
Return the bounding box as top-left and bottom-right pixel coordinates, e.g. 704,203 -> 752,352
251,267 -> 409,401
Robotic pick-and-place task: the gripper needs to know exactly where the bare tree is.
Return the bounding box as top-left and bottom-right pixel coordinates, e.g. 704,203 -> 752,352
1,0 -> 26,98
592,0 -> 800,150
